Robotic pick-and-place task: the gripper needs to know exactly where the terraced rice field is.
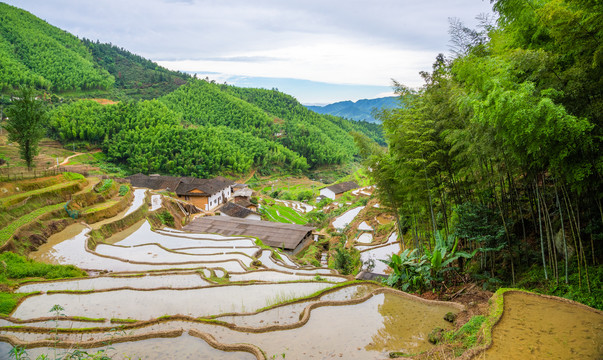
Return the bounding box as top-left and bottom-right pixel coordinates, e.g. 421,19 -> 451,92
1,195 -> 461,359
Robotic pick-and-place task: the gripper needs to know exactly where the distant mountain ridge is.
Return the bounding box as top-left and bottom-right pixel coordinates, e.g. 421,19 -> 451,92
306,97 -> 398,123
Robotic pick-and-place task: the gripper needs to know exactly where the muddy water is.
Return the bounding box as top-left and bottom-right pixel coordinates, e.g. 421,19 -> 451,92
355,232 -> 373,244
210,292 -> 458,359
30,223 -> 87,264
23,333 -> 256,360
486,292 -> 603,359
12,282 -> 333,320
122,188 -> 147,217
16,273 -> 208,293
214,284 -> 379,329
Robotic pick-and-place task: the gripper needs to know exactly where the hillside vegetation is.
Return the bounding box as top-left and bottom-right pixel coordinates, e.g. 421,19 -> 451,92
0,3 -> 113,92
0,3 -> 384,179
82,39 -> 190,100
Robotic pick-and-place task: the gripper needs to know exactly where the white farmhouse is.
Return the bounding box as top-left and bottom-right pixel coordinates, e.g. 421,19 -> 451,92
319,181 -> 359,200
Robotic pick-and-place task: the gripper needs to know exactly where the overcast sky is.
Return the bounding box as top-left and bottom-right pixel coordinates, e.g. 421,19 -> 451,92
4,0 -> 493,104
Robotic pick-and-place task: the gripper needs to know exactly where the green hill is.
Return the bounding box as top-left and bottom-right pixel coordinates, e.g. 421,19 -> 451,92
82,39 -> 190,100
1,2 -> 384,178
0,3 -> 114,92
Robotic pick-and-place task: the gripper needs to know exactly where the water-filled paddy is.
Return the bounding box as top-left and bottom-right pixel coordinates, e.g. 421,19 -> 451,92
359,243 -> 401,275
16,273 -> 208,293
123,188 -> 147,217
12,282 -> 333,320
209,292 -> 458,359
16,201 -> 474,359
332,206 -> 364,230
486,291 -> 603,359
22,333 -> 256,360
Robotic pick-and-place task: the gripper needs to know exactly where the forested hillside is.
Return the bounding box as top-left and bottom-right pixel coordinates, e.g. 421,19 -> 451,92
82,39 -> 190,99
361,0 -> 602,305
160,81 -> 384,167
0,2 -> 386,178
47,99 -> 308,177
0,3 -> 113,92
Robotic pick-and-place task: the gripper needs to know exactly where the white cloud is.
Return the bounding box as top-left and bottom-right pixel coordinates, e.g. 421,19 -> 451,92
4,0 -> 494,101
158,35 -> 438,88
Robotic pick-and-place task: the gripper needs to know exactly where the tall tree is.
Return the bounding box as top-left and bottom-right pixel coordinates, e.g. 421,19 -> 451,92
5,87 -> 47,170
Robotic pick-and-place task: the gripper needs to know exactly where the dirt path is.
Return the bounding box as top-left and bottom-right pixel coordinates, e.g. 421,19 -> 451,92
47,150 -> 102,170
238,169 -> 256,183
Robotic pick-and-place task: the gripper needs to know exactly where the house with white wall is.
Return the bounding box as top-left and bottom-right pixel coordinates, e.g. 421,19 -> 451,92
319,181 -> 359,200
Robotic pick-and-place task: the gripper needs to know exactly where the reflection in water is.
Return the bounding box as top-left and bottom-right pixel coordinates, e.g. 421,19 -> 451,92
486,292 -> 603,359
208,293 -> 457,359
24,333 -> 256,360
12,282 -> 333,320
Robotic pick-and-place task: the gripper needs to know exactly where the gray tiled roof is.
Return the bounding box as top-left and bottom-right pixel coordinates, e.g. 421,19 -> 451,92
183,216 -> 314,250
219,202 -> 257,218
324,181 -> 359,194
127,174 -> 234,197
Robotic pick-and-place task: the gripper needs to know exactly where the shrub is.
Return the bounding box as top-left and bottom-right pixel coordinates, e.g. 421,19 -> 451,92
118,184 -> 129,196
157,210 -> 175,228
95,179 -> 114,193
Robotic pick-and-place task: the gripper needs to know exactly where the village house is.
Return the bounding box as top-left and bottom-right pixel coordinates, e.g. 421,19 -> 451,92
232,187 -> 258,212
319,181 -> 359,200
218,202 -> 261,221
127,174 -> 234,211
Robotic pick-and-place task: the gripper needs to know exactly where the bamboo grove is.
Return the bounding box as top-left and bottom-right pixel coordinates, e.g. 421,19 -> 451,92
357,0 -> 602,306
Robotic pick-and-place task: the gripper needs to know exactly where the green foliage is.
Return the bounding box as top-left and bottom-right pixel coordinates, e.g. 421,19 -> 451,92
330,241 -> 361,275
260,204 -> 309,225
382,249 -> 433,292
453,203 -> 506,250
118,184 -> 129,196
95,179 -> 114,193
105,125 -> 308,177
0,252 -> 85,280
157,210 -> 175,228
365,0 -> 602,297
82,39 -> 190,100
0,292 -> 26,315
445,315 -> 486,349
0,202 -> 65,245
62,172 -> 85,181
4,86 -> 47,169
0,3 -> 113,91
